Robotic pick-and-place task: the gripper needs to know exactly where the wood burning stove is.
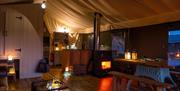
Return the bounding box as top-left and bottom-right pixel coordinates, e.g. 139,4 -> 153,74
90,13 -> 113,77
101,61 -> 111,70
92,50 -> 112,77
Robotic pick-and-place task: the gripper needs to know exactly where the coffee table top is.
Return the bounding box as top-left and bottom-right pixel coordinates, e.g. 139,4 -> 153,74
32,80 -> 70,91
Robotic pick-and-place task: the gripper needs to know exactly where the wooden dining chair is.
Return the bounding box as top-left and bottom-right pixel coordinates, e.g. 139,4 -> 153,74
0,66 -> 8,90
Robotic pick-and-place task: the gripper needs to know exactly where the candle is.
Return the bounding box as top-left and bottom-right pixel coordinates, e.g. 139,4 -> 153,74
65,66 -> 69,72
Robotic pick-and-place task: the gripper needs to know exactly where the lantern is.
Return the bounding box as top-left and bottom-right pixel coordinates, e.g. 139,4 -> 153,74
125,51 -> 131,60
131,51 -> 137,60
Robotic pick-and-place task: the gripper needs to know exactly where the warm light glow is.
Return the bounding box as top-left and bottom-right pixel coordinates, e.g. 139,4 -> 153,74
101,61 -> 111,70
98,77 -> 112,91
8,68 -> 16,75
175,53 -> 180,58
8,55 -> 13,61
125,52 -> 131,60
56,26 -> 70,33
55,47 -> 59,51
131,52 -> 137,60
65,66 -> 69,71
41,1 -> 46,9
61,46 -> 66,49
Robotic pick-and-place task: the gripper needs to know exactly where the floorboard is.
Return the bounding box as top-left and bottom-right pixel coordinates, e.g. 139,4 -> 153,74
8,75 -> 112,91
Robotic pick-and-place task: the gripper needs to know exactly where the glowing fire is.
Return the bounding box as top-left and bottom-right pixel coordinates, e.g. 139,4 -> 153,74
101,61 -> 111,70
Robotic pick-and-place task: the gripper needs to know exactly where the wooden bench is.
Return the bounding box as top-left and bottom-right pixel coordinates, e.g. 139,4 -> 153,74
109,71 -> 173,91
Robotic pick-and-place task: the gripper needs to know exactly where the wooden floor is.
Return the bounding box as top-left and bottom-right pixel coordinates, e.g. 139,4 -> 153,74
8,75 -> 112,91
68,75 -> 112,91
8,77 -> 42,91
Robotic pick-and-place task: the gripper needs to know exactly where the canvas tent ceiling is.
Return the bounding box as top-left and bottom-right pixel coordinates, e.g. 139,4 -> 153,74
43,0 -> 180,33
1,0 -> 180,33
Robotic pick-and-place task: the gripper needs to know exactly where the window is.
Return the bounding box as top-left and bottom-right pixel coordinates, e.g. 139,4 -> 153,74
168,30 -> 180,66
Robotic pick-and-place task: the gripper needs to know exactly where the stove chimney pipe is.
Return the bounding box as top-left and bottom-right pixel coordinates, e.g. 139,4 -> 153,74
93,12 -> 102,50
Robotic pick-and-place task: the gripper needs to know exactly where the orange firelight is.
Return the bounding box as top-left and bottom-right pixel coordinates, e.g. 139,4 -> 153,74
101,61 -> 111,70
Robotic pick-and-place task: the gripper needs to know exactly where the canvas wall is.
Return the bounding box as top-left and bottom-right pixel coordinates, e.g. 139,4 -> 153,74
0,7 -> 43,79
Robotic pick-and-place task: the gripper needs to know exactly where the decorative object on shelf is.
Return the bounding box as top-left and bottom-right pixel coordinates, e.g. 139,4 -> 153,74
125,51 -> 131,60
70,43 -> 77,49
131,51 -> 137,60
68,32 -> 79,49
